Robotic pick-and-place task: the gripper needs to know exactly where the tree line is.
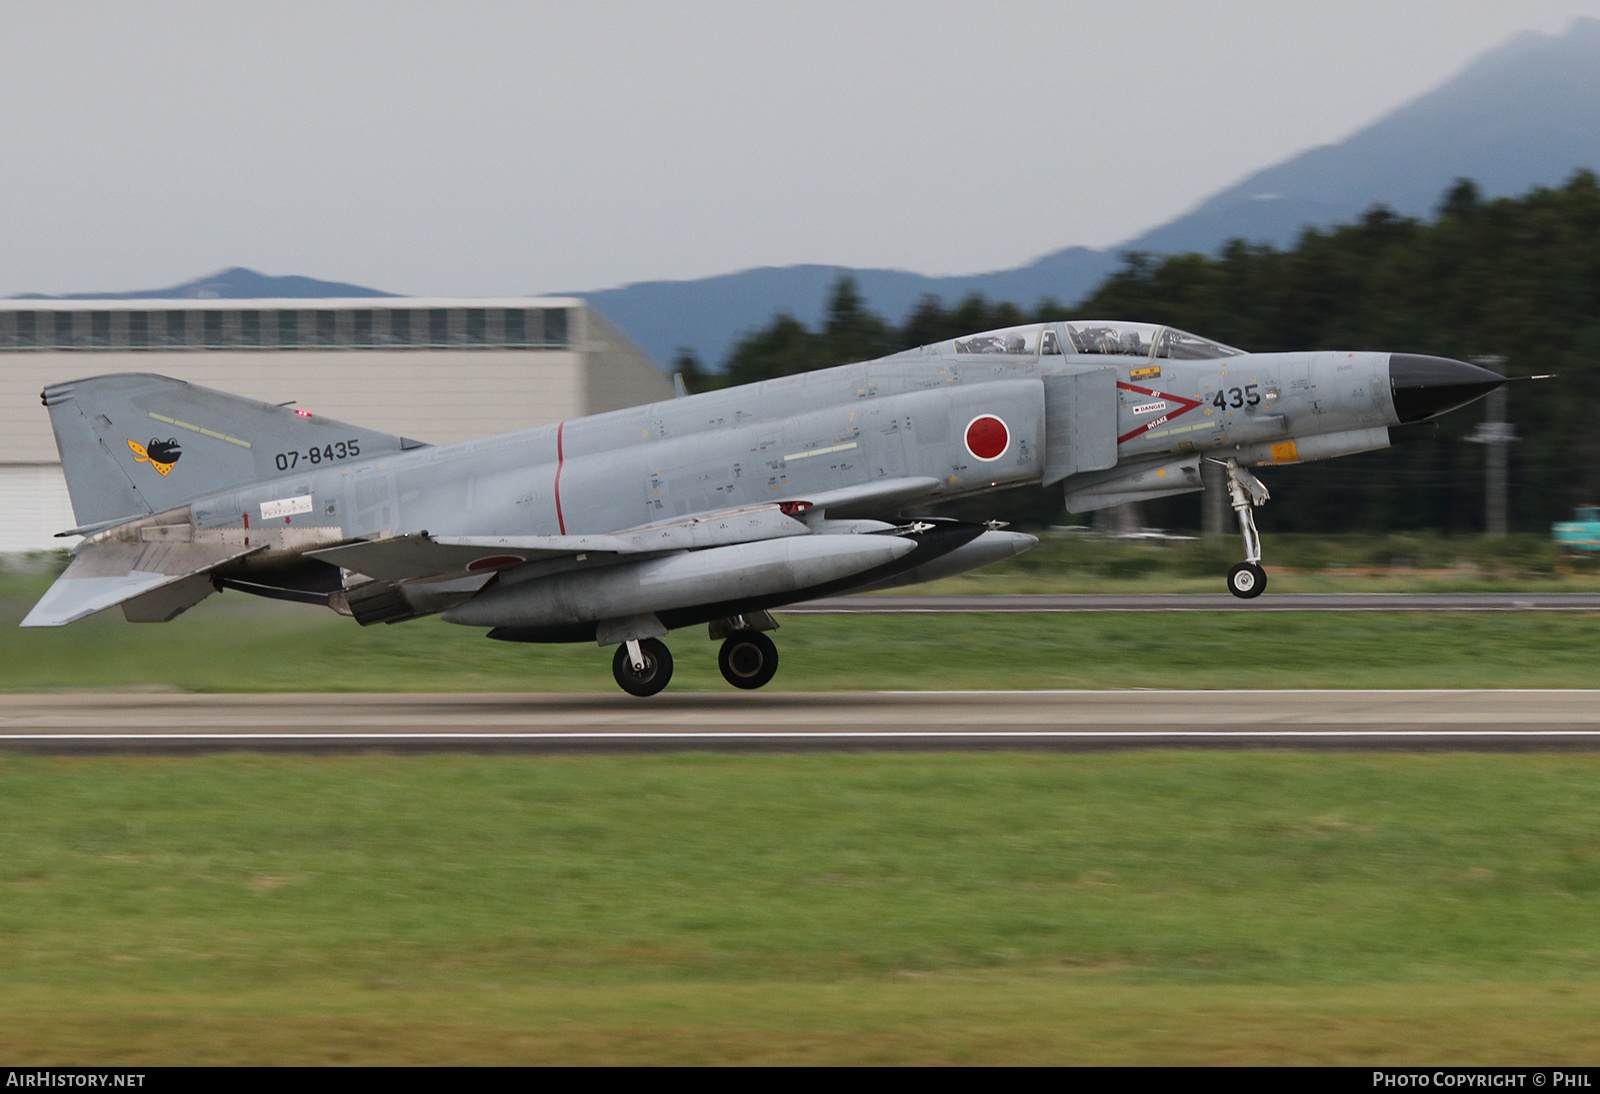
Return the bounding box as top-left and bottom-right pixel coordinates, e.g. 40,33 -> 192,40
676,173 -> 1600,533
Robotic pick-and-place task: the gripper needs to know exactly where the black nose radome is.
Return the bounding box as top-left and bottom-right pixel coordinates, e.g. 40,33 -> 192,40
1389,354 -> 1506,423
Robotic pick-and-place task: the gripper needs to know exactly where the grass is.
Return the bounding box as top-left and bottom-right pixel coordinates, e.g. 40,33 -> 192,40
5,536 -> 1599,1064
2,752 -> 1599,1064
914,530 -> 1600,594
3,562 -> 1600,691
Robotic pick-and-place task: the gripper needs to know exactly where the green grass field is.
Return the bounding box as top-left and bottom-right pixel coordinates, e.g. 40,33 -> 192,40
4,565 -> 1600,692
5,541 -> 1599,1063
915,530 -> 1600,594
2,752 -> 1599,1064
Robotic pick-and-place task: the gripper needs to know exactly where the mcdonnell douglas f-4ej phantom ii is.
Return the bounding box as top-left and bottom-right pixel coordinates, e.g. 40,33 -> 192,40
25,320 -> 1508,695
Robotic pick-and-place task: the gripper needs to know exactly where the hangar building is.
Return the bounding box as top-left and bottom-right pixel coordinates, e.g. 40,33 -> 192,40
0,298 -> 672,551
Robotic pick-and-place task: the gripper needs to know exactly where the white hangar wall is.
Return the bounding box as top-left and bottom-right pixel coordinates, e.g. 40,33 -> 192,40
0,298 -> 672,551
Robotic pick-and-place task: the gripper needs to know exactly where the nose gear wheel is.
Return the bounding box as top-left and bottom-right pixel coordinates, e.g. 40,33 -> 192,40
1227,561 -> 1266,599
718,630 -> 779,690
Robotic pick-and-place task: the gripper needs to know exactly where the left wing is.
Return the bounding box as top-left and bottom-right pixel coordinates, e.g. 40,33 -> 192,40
308,502 -> 813,584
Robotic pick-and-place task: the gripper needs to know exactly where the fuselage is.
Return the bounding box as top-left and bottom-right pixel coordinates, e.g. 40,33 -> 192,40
23,320 -> 1509,680
183,324 -> 1439,547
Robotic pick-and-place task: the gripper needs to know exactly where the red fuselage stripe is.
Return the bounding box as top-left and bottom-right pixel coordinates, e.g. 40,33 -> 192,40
1115,381 -> 1203,445
554,421 -> 567,534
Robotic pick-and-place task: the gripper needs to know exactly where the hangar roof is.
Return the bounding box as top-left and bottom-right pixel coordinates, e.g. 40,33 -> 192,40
0,297 -> 583,311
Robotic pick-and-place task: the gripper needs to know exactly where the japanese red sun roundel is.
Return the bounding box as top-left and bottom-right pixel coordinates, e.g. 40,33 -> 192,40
964,415 -> 1009,460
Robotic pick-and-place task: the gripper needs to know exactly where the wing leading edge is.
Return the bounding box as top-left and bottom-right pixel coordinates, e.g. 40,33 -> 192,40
307,502 -> 815,583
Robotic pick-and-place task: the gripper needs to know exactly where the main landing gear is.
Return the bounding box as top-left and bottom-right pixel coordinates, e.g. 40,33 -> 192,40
719,630 -> 779,690
613,638 -> 673,697
1216,458 -> 1271,600
609,615 -> 783,696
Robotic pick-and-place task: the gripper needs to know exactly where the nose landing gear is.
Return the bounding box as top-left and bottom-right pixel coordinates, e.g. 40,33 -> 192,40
1215,458 -> 1270,599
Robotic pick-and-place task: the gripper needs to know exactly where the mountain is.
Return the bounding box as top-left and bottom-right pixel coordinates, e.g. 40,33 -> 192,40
12,266 -> 394,301
1129,18 -> 1600,256
23,20 -> 1600,369
577,247 -> 1118,372
582,17 -> 1600,368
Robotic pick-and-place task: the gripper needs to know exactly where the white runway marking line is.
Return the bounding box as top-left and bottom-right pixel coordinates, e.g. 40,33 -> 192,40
874,688 -> 1600,695
785,606 -> 1597,613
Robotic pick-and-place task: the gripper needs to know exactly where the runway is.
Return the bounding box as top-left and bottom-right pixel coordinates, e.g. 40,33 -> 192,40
4,690 -> 1600,754
785,592 -> 1600,613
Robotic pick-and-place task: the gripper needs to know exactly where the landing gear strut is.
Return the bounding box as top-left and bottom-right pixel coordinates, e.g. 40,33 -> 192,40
1217,458 -> 1270,600
613,637 -> 673,697
719,630 -> 779,690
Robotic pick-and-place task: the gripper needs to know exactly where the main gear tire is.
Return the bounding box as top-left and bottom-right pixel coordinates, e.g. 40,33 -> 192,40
612,638 -> 674,697
1227,561 -> 1267,599
718,631 -> 779,690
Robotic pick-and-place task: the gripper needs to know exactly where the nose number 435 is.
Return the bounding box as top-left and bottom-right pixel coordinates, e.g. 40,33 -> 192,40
1212,384 -> 1261,410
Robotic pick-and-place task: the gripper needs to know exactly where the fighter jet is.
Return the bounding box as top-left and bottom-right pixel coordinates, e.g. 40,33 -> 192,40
23,320 -> 1506,695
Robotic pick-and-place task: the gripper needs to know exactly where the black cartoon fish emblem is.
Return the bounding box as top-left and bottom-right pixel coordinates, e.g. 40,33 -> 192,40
128,437 -> 182,476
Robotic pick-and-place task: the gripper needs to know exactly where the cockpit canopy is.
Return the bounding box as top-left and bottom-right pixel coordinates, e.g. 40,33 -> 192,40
944,320 -> 1243,360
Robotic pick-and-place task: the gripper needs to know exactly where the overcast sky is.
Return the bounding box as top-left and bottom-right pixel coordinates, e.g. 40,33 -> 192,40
4,0 -> 1600,297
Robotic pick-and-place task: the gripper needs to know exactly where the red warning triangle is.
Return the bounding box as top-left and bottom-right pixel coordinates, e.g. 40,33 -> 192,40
1115,381 -> 1203,445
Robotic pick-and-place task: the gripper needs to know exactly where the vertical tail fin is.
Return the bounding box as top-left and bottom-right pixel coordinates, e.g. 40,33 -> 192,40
43,373 -> 427,529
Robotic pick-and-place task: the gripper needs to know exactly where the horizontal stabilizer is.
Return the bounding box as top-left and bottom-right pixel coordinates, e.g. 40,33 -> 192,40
21,540 -> 261,627
309,504 -> 813,583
